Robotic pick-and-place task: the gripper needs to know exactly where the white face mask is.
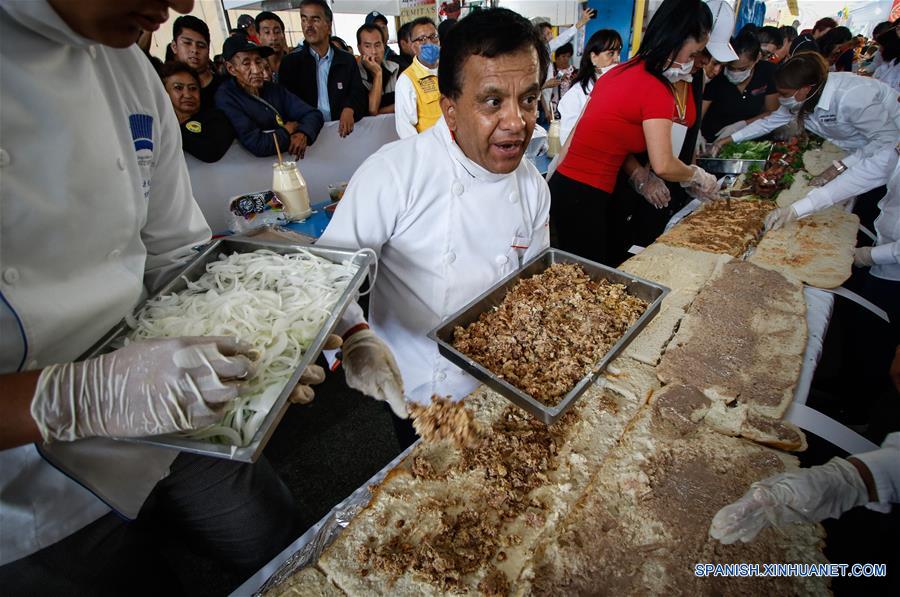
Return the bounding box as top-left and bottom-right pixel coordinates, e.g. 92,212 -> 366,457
778,94 -> 803,112
724,66 -> 752,84
599,63 -> 617,76
663,59 -> 694,82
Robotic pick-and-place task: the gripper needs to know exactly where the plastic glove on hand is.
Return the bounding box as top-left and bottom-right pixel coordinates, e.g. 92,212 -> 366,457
31,337 -> 256,442
763,206 -> 799,231
853,246 -> 875,268
342,329 -> 408,418
709,458 -> 869,544
809,162 -> 844,187
289,334 -> 342,405
681,165 -> 719,201
630,166 -> 671,209
715,120 -> 747,141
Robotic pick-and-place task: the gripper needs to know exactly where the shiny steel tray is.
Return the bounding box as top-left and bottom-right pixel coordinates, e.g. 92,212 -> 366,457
697,144 -> 773,175
79,237 -> 373,463
428,249 -> 669,425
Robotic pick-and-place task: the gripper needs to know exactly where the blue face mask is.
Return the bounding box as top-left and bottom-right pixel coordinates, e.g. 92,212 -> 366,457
420,43 -> 440,66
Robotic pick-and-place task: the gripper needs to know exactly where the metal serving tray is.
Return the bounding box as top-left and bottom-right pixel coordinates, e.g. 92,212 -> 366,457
697,154 -> 770,175
79,237 -> 373,463
427,249 -> 669,425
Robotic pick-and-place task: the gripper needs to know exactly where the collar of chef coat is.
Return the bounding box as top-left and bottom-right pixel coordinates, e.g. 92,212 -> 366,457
2,0 -> 95,49
435,117 -> 512,184
814,74 -> 840,113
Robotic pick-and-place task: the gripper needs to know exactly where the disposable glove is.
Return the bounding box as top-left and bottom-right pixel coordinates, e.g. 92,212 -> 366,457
629,166 -> 671,209
763,206 -> 799,231
709,458 -> 869,544
715,120 -> 747,141
853,246 -> 875,268
289,334 -> 342,405
31,337 -> 255,443
809,161 -> 846,187
341,329 -> 408,418
681,165 -> 719,201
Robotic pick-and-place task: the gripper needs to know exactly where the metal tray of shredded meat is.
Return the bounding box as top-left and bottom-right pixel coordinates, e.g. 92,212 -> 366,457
428,249 -> 669,425
78,237 -> 374,463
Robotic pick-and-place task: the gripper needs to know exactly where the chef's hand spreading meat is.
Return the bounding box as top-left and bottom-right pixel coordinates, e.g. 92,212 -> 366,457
709,458 -> 870,544
30,337 -> 256,442
681,165 -> 719,201
629,166 -> 671,209
341,329 -> 408,418
763,205 -> 799,231
289,334 -> 343,405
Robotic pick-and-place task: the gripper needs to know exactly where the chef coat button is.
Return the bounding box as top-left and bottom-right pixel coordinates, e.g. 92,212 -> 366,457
435,371 -> 447,382
0,148 -> 9,167
108,249 -> 122,261
508,192 -> 519,203
495,255 -> 509,266
451,181 -> 464,196
443,251 -> 456,265
117,157 -> 126,171
3,268 -> 19,285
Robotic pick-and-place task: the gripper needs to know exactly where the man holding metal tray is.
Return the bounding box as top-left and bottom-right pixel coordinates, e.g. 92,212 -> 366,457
0,0 -> 327,591
320,8 -> 552,441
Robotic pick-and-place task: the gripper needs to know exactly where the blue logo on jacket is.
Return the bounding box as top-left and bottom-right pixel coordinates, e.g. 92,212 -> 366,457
129,113 -> 154,153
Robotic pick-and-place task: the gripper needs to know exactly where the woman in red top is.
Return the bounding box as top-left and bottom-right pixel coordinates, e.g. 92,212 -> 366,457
549,0 -> 720,265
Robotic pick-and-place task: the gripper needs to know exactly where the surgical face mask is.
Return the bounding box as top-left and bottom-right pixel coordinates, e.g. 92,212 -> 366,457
419,43 -> 440,66
663,59 -> 694,83
599,63 -> 617,76
778,94 -> 803,112
724,66 -> 752,84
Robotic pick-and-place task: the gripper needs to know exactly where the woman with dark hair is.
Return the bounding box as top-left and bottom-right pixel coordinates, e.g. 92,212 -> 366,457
558,29 -> 623,144
548,0 -> 719,265
701,27 -> 779,142
715,52 -> 900,231
158,61 -> 235,163
872,21 -> 899,91
818,26 -> 853,71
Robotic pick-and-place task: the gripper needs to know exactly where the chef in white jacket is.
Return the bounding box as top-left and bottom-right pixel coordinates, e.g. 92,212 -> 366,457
320,8 -> 551,421
713,52 -> 900,230
0,0 -> 302,590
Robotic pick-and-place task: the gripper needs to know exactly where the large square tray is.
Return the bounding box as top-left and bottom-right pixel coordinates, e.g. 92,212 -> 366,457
427,249 -> 669,425
79,237 -> 373,462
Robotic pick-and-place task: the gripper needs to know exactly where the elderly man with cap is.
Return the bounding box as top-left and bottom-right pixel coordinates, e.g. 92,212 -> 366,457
216,36 -> 324,159
319,8 -> 552,443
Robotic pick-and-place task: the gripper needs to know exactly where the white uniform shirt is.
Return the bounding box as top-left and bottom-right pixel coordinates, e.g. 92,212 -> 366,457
871,145 -> 900,281
854,432 -> 900,509
0,0 -> 210,565
394,57 -> 438,139
732,72 -> 900,215
320,118 -> 551,403
559,80 -> 593,145
874,59 -> 900,93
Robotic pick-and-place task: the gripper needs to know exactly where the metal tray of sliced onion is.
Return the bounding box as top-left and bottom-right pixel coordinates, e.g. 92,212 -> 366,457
79,237 -> 374,462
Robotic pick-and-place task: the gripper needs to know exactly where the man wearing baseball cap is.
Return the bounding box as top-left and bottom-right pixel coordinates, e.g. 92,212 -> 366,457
365,10 -> 403,67
216,36 -> 323,159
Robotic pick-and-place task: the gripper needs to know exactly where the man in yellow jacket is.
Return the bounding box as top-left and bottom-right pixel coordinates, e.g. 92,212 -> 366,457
394,16 -> 441,138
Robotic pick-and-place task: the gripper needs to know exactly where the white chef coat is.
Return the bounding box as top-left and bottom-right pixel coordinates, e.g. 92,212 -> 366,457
732,72 -> 900,214
870,145 -> 900,281
394,57 -> 438,139
854,432 -> 900,510
559,80 -> 593,146
0,0 -> 210,565
874,59 -> 900,93
319,117 -> 551,404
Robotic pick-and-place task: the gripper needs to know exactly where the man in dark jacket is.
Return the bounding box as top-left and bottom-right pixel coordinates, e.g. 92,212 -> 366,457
278,0 -> 366,137
216,37 -> 324,159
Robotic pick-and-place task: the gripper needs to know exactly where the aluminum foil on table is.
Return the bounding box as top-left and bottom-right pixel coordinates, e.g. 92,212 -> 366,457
250,442 -> 419,596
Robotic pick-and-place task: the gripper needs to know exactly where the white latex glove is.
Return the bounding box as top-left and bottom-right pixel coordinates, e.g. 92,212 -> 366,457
709,458 -> 869,544
289,334 -> 342,405
629,166 -> 671,209
763,206 -> 799,231
853,246 -> 875,268
681,165 -> 719,201
31,337 -> 255,442
342,329 -> 408,418
715,120 -> 747,141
